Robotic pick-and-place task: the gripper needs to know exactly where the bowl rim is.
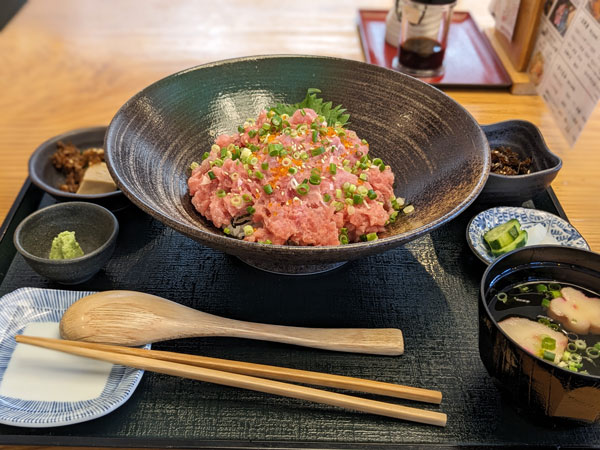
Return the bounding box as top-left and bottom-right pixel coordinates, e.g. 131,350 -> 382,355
105,54 -> 490,255
481,119 -> 563,179
479,244 -> 600,381
28,126 -> 123,200
13,201 -> 119,264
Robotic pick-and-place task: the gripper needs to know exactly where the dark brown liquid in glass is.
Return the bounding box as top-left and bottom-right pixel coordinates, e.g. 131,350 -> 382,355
399,37 -> 445,70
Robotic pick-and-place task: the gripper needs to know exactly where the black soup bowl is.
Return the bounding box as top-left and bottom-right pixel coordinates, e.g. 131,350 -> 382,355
480,246 -> 600,422
105,55 -> 489,274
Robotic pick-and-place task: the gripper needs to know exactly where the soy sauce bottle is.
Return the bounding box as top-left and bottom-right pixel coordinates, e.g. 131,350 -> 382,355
396,0 -> 456,77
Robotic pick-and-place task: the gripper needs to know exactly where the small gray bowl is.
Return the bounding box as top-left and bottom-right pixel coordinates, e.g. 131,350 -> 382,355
479,120 -> 562,203
13,202 -> 119,284
28,127 -> 129,211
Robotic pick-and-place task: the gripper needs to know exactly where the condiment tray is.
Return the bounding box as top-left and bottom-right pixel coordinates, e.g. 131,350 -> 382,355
0,180 -> 598,447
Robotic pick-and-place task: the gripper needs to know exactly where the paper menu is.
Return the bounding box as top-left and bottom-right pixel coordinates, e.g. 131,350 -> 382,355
528,0 -> 600,146
489,0 -> 522,41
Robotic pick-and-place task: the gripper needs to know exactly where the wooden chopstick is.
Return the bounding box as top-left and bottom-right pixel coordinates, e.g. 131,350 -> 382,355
15,335 -> 447,427
20,337 -> 440,404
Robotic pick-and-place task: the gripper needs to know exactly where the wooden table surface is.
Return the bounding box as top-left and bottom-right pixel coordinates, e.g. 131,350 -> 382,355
0,0 -> 599,447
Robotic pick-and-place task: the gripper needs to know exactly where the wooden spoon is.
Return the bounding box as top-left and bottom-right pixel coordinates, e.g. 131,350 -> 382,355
59,290 -> 404,355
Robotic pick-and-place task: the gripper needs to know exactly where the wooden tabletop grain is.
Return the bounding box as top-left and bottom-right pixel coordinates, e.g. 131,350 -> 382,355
0,2 -> 599,448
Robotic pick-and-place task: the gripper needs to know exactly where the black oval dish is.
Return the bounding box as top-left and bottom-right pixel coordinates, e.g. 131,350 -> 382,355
480,120 -> 562,203
480,246 -> 600,423
28,127 -> 129,211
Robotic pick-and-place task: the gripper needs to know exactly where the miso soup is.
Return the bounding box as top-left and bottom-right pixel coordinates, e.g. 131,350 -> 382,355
489,281 -> 600,377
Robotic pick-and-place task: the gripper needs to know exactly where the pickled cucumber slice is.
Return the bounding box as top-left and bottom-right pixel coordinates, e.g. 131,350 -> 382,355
484,219 -> 521,250
490,230 -> 528,257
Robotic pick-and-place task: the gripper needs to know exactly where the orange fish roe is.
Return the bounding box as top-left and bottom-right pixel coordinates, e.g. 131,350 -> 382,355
188,102 -> 411,246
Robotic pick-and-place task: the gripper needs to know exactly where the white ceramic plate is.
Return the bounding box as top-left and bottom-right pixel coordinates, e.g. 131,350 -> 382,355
466,206 -> 590,265
0,287 -> 148,427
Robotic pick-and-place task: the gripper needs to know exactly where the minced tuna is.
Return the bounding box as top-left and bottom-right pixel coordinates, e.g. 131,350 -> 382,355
188,106 -> 408,246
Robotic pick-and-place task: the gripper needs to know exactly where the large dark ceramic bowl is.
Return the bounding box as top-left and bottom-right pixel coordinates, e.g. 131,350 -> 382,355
105,55 -> 489,274
28,127 -> 129,211
480,120 -> 562,203
480,246 -> 600,422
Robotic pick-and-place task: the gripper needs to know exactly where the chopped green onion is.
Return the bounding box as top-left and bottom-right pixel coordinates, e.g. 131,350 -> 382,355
538,317 -> 551,326
202,152 -> 210,160
548,283 -> 561,291
329,163 -> 337,174
242,194 -> 252,203
207,171 -> 216,180
575,339 -> 587,350
403,205 -> 415,215
231,195 -> 243,207
216,189 -> 226,198
542,336 -> 556,350
567,342 -> 578,353
190,161 -> 200,170
359,173 -> 368,182
309,174 -> 321,185
570,353 -> 583,363
323,193 -> 331,202
379,164 -> 386,172
248,130 -> 257,138
311,147 -> 325,157
333,201 -> 344,211
335,188 -> 343,199
243,225 -> 254,236
261,123 -> 271,131
542,350 -> 556,362
586,347 -> 600,359
519,285 -> 531,293
238,125 -> 245,133
296,184 -> 309,196
541,298 -> 551,308
339,234 -> 349,245
312,130 -> 318,142
246,206 -> 256,214
254,170 -> 264,180
550,290 -> 562,299
263,184 -> 273,194
261,162 -> 269,170
288,167 -> 298,174
366,232 -> 378,241
536,284 -> 548,292
388,211 -> 399,223
353,194 -> 363,205
223,227 -> 231,235
367,189 -> 377,200
497,292 -> 508,304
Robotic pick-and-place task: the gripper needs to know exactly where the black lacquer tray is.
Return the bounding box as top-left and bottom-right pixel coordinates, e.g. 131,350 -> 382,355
1,180 -> 599,449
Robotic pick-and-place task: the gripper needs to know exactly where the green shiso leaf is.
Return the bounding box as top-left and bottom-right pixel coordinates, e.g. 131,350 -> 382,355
270,88 -> 350,128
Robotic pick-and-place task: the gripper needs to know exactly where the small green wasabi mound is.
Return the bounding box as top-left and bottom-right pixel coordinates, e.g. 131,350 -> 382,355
49,231 -> 84,260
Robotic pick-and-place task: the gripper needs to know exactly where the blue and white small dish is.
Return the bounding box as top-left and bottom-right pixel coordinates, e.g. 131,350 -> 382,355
0,287 -> 148,427
467,206 -> 590,265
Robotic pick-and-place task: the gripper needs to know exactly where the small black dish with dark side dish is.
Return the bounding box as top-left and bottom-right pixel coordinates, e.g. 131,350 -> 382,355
479,120 -> 562,203
28,126 -> 129,211
479,246 -> 600,423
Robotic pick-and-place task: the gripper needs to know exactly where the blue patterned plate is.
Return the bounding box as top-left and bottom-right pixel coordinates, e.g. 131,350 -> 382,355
0,287 -> 148,427
466,207 -> 590,265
